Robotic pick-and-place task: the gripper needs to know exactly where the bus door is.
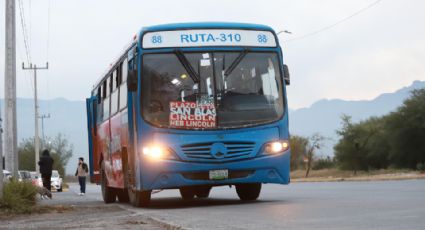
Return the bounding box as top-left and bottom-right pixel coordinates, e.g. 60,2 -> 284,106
86,96 -> 98,183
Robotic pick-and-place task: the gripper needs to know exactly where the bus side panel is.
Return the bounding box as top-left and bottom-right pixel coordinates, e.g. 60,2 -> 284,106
120,109 -> 129,186
98,119 -> 116,186
91,119 -> 102,184
126,91 -> 139,190
109,111 -> 125,188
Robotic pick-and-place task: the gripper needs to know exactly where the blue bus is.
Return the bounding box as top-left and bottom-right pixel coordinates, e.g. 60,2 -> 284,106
86,22 -> 291,207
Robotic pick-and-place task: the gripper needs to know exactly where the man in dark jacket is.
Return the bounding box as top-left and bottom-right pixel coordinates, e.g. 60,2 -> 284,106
38,149 -> 54,191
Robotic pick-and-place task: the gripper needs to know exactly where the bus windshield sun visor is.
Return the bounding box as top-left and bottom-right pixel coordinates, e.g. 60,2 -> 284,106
174,49 -> 200,83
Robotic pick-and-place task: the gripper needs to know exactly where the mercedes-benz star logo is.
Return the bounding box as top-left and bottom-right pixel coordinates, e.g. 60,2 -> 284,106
210,143 -> 227,159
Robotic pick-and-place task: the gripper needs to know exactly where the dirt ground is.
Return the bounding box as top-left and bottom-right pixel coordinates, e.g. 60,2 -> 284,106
0,204 -> 181,230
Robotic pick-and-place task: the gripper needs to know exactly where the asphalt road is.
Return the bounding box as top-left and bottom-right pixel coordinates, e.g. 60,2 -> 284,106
41,179 -> 425,230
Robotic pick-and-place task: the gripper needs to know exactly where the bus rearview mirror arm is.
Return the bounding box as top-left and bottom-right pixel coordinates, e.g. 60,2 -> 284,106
283,64 -> 290,85
127,70 -> 138,91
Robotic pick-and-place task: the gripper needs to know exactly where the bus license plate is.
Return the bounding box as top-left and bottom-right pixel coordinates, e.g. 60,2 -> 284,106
209,170 -> 228,180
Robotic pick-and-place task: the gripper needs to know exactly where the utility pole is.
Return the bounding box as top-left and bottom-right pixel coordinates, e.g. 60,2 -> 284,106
0,104 -> 4,198
4,0 -> 18,178
39,114 -> 50,149
22,63 -> 49,173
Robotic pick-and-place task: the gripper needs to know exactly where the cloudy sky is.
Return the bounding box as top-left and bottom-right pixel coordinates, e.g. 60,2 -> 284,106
1,0 -> 424,109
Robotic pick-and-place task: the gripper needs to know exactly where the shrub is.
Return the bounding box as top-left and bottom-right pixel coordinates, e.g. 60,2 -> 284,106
416,162 -> 425,172
0,179 -> 37,214
312,156 -> 336,170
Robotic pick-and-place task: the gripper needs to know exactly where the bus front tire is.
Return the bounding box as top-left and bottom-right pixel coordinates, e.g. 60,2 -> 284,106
179,187 -> 195,200
101,170 -> 116,203
235,183 -> 261,201
128,188 -> 151,207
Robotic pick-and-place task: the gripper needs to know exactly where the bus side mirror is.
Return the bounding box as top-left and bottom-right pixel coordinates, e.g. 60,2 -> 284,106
283,64 -> 290,85
127,70 -> 138,91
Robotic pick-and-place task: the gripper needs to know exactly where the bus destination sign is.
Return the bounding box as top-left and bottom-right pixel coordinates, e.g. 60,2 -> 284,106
142,29 -> 277,48
169,101 -> 216,129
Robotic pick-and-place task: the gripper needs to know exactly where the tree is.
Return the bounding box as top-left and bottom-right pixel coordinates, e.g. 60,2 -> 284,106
18,138 -> 37,171
44,134 -> 74,176
335,88 -> 425,171
386,89 -> 425,169
289,135 -> 309,171
305,133 -> 325,178
363,117 -> 391,169
18,134 -> 73,176
334,115 -> 378,174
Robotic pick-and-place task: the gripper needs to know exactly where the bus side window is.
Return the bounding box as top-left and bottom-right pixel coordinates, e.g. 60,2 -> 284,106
122,58 -> 128,82
108,74 -> 112,96
119,58 -> 128,110
102,81 -> 107,99
97,85 -> 104,124
111,70 -> 119,115
103,76 -> 111,120
117,64 -> 122,85
97,87 -> 101,104
128,59 -> 134,71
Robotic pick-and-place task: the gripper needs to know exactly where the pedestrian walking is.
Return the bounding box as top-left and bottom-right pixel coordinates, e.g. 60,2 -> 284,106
75,157 -> 89,196
38,149 -> 54,191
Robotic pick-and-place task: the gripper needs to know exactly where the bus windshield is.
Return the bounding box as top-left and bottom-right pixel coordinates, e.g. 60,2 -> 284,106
142,51 -> 284,129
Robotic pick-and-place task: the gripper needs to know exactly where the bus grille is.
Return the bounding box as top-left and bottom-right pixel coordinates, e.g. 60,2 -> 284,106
180,141 -> 256,162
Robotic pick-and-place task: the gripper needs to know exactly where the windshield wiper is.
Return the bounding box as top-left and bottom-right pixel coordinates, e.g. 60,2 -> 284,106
224,49 -> 249,78
174,49 -> 200,83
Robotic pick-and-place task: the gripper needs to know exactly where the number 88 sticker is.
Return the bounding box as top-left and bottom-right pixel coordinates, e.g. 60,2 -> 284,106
151,35 -> 162,44
257,34 -> 268,43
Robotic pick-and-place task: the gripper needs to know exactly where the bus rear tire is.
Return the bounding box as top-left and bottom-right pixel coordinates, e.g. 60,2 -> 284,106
235,183 -> 261,201
101,169 -> 116,203
194,186 -> 211,198
117,189 -> 130,202
179,187 -> 195,200
128,188 -> 151,207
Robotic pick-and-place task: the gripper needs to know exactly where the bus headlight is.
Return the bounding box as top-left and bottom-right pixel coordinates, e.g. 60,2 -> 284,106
264,140 -> 289,155
142,145 -> 177,160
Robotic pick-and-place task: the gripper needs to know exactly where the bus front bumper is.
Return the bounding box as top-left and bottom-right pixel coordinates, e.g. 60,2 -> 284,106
139,151 -> 290,190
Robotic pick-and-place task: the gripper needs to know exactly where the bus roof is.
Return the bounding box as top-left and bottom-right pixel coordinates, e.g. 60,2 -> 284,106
139,22 -> 278,49
139,22 -> 275,34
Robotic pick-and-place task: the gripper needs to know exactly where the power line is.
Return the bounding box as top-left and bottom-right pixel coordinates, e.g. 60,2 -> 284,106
28,0 -> 32,57
16,40 -> 35,93
45,0 -> 52,114
46,0 -> 51,61
17,0 -> 31,64
17,0 -> 34,94
283,0 -> 383,43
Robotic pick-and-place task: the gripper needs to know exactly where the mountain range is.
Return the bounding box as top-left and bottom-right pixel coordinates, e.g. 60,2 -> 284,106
289,80 -> 425,155
1,80 -> 424,174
